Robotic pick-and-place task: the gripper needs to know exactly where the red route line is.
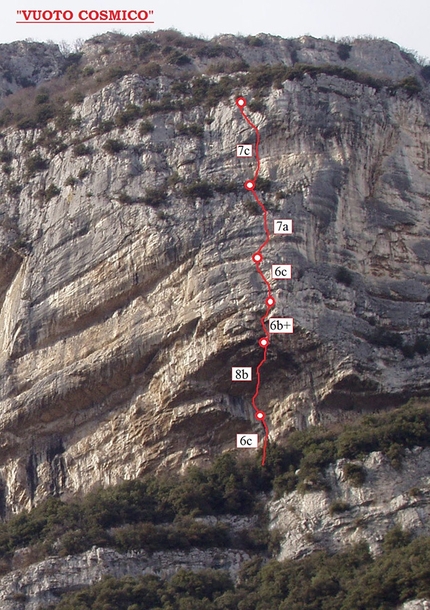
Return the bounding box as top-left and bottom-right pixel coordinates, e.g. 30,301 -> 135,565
236,96 -> 274,466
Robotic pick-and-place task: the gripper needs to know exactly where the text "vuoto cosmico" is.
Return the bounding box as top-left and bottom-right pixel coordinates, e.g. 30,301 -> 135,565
16,9 -> 154,23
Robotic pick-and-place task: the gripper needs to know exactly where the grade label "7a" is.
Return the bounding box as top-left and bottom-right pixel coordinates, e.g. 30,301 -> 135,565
274,219 -> 293,234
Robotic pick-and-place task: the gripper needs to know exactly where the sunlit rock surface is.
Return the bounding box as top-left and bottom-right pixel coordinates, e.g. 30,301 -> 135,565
0,33 -> 429,516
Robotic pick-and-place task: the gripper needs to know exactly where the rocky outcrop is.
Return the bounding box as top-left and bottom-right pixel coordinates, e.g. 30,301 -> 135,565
0,41 -> 65,101
0,33 -> 429,515
215,33 -> 422,81
270,447 -> 430,560
0,546 -> 250,610
400,601 -> 430,610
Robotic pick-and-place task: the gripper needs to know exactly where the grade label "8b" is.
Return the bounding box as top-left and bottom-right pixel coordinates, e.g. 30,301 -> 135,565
231,367 -> 252,381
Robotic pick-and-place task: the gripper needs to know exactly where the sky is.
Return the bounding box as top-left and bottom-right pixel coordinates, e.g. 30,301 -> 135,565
6,0 -> 430,62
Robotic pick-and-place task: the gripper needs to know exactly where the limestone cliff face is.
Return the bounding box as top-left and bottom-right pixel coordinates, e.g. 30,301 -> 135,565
401,601 -> 430,609
0,40 -> 65,99
0,33 -> 429,515
270,447 -> 430,560
0,547 -> 250,610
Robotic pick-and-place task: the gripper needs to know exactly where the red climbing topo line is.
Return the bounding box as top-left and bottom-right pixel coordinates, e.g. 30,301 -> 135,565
236,96 -> 274,466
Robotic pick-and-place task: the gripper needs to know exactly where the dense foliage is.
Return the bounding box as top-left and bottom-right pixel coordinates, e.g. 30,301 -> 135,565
0,402 -> 428,574
267,400 -> 430,495
42,531 -> 430,610
0,453 -> 272,573
0,29 -> 424,132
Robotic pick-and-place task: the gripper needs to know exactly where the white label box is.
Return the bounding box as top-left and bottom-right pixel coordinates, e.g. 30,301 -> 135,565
236,434 -> 259,448
274,219 -> 293,234
272,264 -> 292,279
232,367 -> 252,381
236,144 -> 253,158
268,318 -> 294,334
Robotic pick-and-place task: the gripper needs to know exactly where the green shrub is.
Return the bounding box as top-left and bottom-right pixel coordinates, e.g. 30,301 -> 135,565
196,44 -> 226,58
35,129 -> 67,154
233,527 -> 270,552
112,518 -> 232,553
78,168 -> 90,180
139,120 -> 154,135
35,91 -> 50,105
58,529 -> 95,556
245,35 -> 264,47
34,104 -> 56,126
273,469 -> 298,498
96,120 -> 115,134
244,199 -> 260,215
55,106 -> 74,132
382,525 -> 413,551
213,181 -> 239,195
329,500 -> 351,515
409,486 -> 422,497
176,122 -> 204,137
6,181 -> 22,196
343,462 -> 366,486
65,176 -> 77,187
115,104 -> 143,127
402,335 -> 430,358
337,43 -> 352,60
191,76 -> 210,103
208,59 -> 250,75
17,117 -> 36,130
0,150 -> 12,164
414,335 -> 430,355
25,154 -> 49,175
255,175 -> 271,192
421,65 -> 430,81
167,171 -> 181,186
44,184 -> 61,201
62,52 -> 83,73
183,180 -> 213,200
167,50 -> 192,66
297,467 -> 331,494
70,90 -> 85,104
335,266 -> 353,286
133,36 -> 159,59
0,108 -> 13,127
369,327 -> 404,349
140,61 -> 161,77
246,64 -> 288,89
231,59 -> 249,72
143,186 -> 167,207
171,81 -> 191,95
107,66 -> 128,81
398,76 -> 422,95
242,62 -> 383,91
73,143 -> 92,157
248,99 -> 265,113
117,192 -> 133,204
191,75 -> 235,106
102,139 -> 126,154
